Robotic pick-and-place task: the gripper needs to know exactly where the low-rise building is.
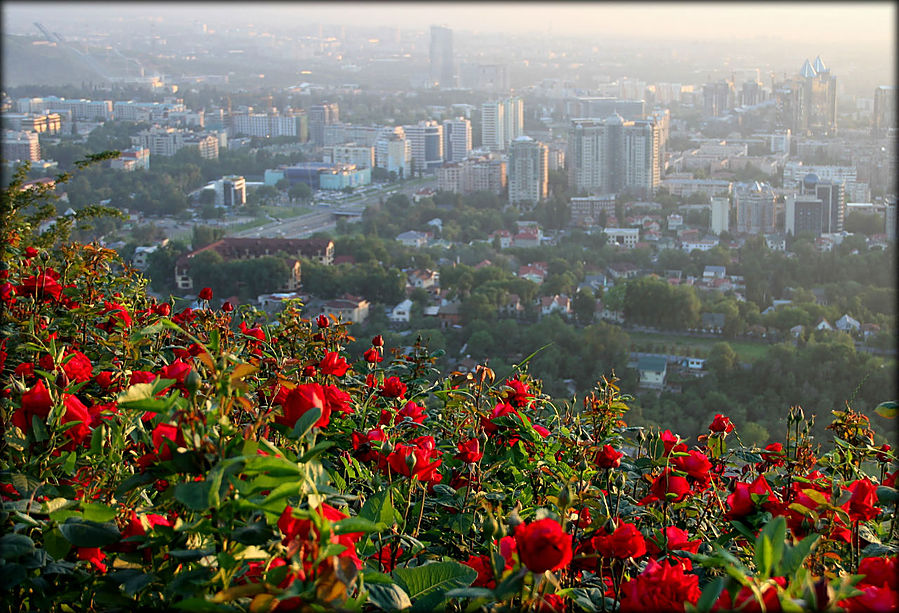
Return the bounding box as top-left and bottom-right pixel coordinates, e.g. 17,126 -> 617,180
638,356 -> 668,389
321,295 -> 370,324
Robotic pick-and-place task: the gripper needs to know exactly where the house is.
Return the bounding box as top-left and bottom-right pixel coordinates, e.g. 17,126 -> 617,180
860,323 -> 881,338
607,262 -> 639,280
388,299 -> 413,324
790,324 -> 805,338
815,318 -> 834,332
703,265 -> 727,280
638,356 -> 668,389
412,187 -> 436,203
407,269 -> 439,290
490,230 -> 512,249
320,295 -> 370,324
579,273 -> 612,293
539,294 -> 571,318
131,243 -> 165,270
682,357 -> 706,370
512,227 -> 542,248
835,314 -> 860,332
518,263 -> 548,284
437,301 -> 462,329
681,238 -> 718,252
700,312 -> 725,333
258,292 -> 306,313
396,230 -> 431,248
174,237 -> 334,291
499,293 -> 524,318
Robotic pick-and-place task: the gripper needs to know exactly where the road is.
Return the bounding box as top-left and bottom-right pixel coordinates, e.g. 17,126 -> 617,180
228,177 -> 436,239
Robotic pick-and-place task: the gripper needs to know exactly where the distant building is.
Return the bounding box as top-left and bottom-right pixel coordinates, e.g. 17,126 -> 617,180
702,79 -> 736,117
321,295 -> 370,324
603,227 -> 640,249
232,110 -> 307,140
776,56 -> 837,136
429,25 -> 455,88
403,121 -> 444,172
375,127 -> 411,178
3,112 -> 62,134
436,154 -> 506,195
213,175 -> 246,207
637,356 -> 667,389
309,102 -> 339,147
282,162 -> 371,190
110,147 -> 150,171
568,194 -> 616,227
568,115 -> 660,197
710,196 -> 729,235
442,117 -> 472,162
323,144 -> 374,169
873,86 -> 896,137
2,130 -> 41,162
734,182 -> 776,234
132,126 -> 219,159
481,97 -> 523,151
508,136 -> 548,207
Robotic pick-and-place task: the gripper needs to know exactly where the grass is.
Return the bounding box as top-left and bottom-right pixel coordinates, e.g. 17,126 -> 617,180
626,330 -> 771,363
260,205 -> 313,218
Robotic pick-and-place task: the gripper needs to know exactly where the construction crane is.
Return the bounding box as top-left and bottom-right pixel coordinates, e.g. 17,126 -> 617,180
33,21 -> 110,80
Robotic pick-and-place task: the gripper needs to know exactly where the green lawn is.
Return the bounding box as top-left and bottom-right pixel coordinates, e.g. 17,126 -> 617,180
626,330 -> 771,363
260,205 -> 313,218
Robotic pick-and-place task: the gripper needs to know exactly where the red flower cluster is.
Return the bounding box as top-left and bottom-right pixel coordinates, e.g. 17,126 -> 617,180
515,517 -> 572,574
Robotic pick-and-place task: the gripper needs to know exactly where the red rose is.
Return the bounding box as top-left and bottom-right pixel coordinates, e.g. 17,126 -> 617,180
671,450 -> 712,489
386,436 -> 442,484
0,282 -> 15,304
504,378 -> 534,408
619,559 -> 701,613
101,301 -> 133,328
159,360 -> 192,384
647,526 -> 702,569
371,335 -> 384,347
77,547 -> 107,573
322,384 -> 353,416
198,287 -> 213,301
857,557 -> 899,590
24,246 -> 39,258
12,379 -> 53,432
363,348 -> 383,363
62,350 -> 93,383
483,402 -> 518,434
374,543 -> 404,573
59,395 -> 92,449
844,479 -> 882,522
154,302 -> 171,316
838,585 -> 899,613
395,401 -> 427,425
726,475 -> 775,520
638,469 -> 692,505
315,314 -> 330,328
17,269 -> 62,301
594,521 -> 646,559
709,414 -> 735,433
221,301 -> 234,312
319,351 -> 350,377
463,554 -> 496,589
275,383 -> 329,429
456,439 -> 483,464
594,444 -> 624,469
712,576 -> 786,612
661,429 -> 687,456
380,376 -> 407,399
762,442 -> 786,466
514,517 -> 573,574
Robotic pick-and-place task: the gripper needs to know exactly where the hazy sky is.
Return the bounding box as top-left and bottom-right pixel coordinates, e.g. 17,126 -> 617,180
3,2 -> 896,46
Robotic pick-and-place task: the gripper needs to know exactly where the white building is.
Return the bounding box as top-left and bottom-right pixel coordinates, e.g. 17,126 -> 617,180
710,196 -> 730,235
442,117 -> 472,162
213,176 -> 246,207
388,299 -> 414,324
508,136 -> 548,207
375,127 -> 411,178
324,144 -> 374,169
603,227 -> 640,249
734,182 -> 776,234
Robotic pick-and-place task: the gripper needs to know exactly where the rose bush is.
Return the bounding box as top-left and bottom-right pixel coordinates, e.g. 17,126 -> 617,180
1,163 -> 898,611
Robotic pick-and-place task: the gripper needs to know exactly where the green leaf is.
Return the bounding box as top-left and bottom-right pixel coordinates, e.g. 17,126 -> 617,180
444,587 -> 496,601
243,455 -> 302,478
361,570 -> 395,585
43,528 -> 72,560
290,406 -> 322,440
393,561 -> 477,611
334,516 -> 381,535
874,401 -> 897,419
82,502 -> 118,523
695,577 -> 726,613
367,583 -> 412,612
360,490 -> 400,526
207,458 -> 246,508
298,441 -> 336,463
230,522 -> 272,546
111,569 -> 157,596
876,486 -> 899,504
778,534 -> 820,577
175,480 -> 213,511
115,472 -> 156,498
59,518 -> 121,547
0,533 -> 35,560
117,379 -> 177,412
0,563 -> 27,590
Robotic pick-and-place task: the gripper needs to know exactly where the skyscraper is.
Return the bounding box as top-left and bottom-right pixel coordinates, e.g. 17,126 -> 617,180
403,121 -> 444,173
702,80 -> 735,117
734,182 -> 776,235
442,117 -> 472,162
309,103 -> 339,147
710,196 -> 730,235
873,86 -> 896,137
429,26 -> 454,89
799,173 -> 844,234
481,97 -> 524,151
508,136 -> 548,207
779,57 -> 837,136
568,115 -> 660,197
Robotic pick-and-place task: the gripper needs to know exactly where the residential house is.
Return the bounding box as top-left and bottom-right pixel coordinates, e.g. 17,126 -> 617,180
539,294 -> 572,318
700,312 -> 726,333
396,230 -> 431,248
388,299 -> 414,324
682,357 -> 706,370
320,295 -> 370,324
835,314 -> 860,333
437,301 -> 462,329
790,324 -> 805,338
499,293 -> 525,318
637,356 -> 668,389
703,265 -> 727,280
258,292 -> 306,314
815,318 -> 834,332
607,262 -> 640,280
407,269 -> 439,290
860,323 -> 880,338
490,229 -> 512,249
518,263 -> 548,284
131,244 -> 164,270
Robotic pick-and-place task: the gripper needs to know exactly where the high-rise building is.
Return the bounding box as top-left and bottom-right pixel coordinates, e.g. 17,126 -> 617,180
403,121 -> 444,173
734,182 -> 776,235
741,80 -> 764,106
375,127 -> 411,179
702,80 -> 735,117
710,196 -> 730,235
442,117 -> 472,162
481,97 -> 524,151
481,100 -> 504,151
2,130 -> 41,162
508,136 -> 548,207
885,197 -> 896,241
323,145 -> 374,169
778,57 -> 837,136
798,173 -> 844,234
873,86 -> 896,137
429,25 -> 455,89
309,103 -> 339,147
568,115 -> 660,197
436,155 -> 506,195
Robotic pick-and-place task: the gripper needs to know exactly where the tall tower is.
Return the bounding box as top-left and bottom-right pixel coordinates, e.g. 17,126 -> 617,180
309,102 -> 339,147
481,101 -> 505,151
508,136 -> 548,207
503,97 -> 524,145
442,117 -> 472,162
429,26 -> 454,89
